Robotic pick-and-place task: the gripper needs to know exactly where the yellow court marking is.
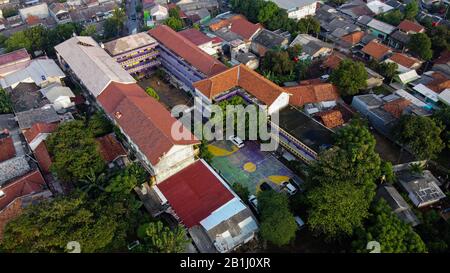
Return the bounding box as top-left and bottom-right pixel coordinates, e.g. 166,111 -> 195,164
207,144 -> 238,157
243,162 -> 256,172
268,175 -> 290,185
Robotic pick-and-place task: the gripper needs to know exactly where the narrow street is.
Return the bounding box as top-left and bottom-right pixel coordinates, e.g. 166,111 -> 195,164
126,0 -> 139,34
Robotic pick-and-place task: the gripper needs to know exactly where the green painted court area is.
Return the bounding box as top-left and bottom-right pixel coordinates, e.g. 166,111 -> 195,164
208,140 -> 297,195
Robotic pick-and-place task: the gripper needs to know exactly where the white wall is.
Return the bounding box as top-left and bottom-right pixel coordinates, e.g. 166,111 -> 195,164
268,92 -> 289,115
287,2 -> 317,20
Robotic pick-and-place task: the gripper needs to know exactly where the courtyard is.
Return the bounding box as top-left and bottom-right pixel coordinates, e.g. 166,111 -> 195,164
208,140 -> 300,195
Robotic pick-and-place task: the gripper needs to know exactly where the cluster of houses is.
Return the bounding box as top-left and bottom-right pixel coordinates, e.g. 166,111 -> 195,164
0,0 -> 120,36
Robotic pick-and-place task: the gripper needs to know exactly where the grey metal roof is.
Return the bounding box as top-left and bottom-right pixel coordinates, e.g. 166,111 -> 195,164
252,29 -> 287,49
390,30 -> 411,44
15,106 -> 60,129
0,156 -> 31,186
367,19 -> 396,34
103,32 -> 157,56
269,0 -> 319,11
397,170 -> 446,207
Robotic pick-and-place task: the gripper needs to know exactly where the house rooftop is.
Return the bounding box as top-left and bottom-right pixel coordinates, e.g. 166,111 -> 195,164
97,82 -> 199,166
397,170 -> 446,207
315,109 -> 344,128
23,122 -> 58,144
283,83 -> 340,107
252,29 -> 287,51
340,31 -> 364,45
376,185 -> 420,226
388,53 -> 421,69
362,40 -> 392,60
103,32 -> 157,56
382,98 -> 411,118
0,48 -> 30,68
179,28 -> 214,46
9,82 -> 49,112
0,156 -> 31,186
210,15 -> 262,41
270,0 -> 318,10
156,160 -> 235,228
367,18 -> 396,34
278,106 -> 334,152
398,19 -> 424,33
16,107 -> 60,130
95,133 -> 127,163
0,137 -> 15,163
149,25 -> 228,77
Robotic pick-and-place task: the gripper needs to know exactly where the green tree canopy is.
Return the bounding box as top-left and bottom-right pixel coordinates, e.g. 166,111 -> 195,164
408,33 -> 433,60
258,191 -> 297,246
87,111 -> 113,137
427,25 -> 450,57
377,10 -> 405,26
47,120 -> 106,182
433,105 -> 450,148
330,59 -> 367,96
0,196 -> 118,253
296,16 -> 320,35
394,115 -> 444,160
137,221 -> 190,253
0,88 -> 13,114
352,199 -> 427,253
404,0 -> 419,20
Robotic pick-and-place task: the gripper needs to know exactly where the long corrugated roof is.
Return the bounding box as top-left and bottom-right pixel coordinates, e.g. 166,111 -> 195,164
54,36 -> 135,97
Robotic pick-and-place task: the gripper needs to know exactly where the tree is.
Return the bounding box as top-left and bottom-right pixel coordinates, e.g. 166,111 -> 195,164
287,44 -> 302,59
404,0 -> 419,20
427,25 -> 450,56
258,191 -> 297,246
261,50 -> 296,83
87,111 -> 113,137
145,87 -> 160,100
296,16 -> 320,35
165,16 -> 184,31
46,120 -> 106,182
408,33 -> 433,60
376,10 -> 404,26
394,115 -> 444,160
305,122 -> 386,240
199,139 -> 213,162
232,182 -> 250,201
415,210 -> 450,253
352,199 -> 427,253
103,18 -> 119,39
1,196 -> 119,253
104,164 -> 144,198
330,59 -> 367,96
0,88 -> 13,114
111,7 -> 126,33
137,221 -> 190,253
257,1 -> 278,24
1,7 -> 18,18
433,105 -> 450,148
80,24 -> 97,37
5,30 -> 33,52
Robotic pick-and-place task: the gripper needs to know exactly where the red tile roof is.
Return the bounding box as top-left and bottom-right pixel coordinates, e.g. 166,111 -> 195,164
95,133 -> 127,163
179,28 -> 214,46
34,141 -> 52,174
426,72 -> 450,93
316,109 -> 344,128
0,170 -> 46,211
26,15 -> 41,26
97,82 -> 199,166
362,40 -> 392,60
148,25 -> 227,77
398,20 -> 424,34
23,122 -> 58,144
167,3 -> 187,18
434,50 -> 450,65
340,31 -> 364,45
389,53 -> 421,69
322,53 -> 345,70
157,160 -> 234,228
193,64 -> 286,105
0,48 -> 30,67
209,14 -> 247,31
283,83 -> 340,106
383,98 -> 411,118
208,15 -> 262,40
0,137 -> 15,163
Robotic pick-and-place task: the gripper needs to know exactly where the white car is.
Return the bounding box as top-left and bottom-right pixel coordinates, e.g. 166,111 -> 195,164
248,194 -> 258,212
281,181 -> 298,196
294,216 -> 305,229
229,135 -> 244,148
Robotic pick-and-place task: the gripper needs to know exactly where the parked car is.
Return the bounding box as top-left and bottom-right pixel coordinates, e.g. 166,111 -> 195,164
229,135 -> 244,148
248,195 -> 258,212
281,181 -> 298,196
294,216 -> 305,229
259,182 -> 273,192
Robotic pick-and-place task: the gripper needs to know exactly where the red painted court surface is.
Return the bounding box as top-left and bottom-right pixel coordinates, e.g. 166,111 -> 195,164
157,160 -> 234,228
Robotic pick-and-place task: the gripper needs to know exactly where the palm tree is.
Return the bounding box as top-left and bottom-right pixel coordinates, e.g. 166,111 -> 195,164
79,168 -> 106,194
112,8 -> 126,33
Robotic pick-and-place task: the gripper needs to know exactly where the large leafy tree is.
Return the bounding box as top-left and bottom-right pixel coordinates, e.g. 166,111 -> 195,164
137,221 -> 190,253
0,196 -> 118,253
258,191 -> 297,246
377,10 -> 404,26
305,122 -> 386,240
427,25 -> 450,56
404,0 -> 419,20
0,88 -> 12,114
433,105 -> 450,148
408,33 -> 433,60
47,120 -> 106,183
415,210 -> 450,253
394,115 -> 444,160
330,59 -> 367,96
352,199 -> 427,253
296,16 -> 320,35
257,1 -> 278,24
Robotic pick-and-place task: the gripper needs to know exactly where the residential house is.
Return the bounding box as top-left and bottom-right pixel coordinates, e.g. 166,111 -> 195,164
234,52 -> 259,70
386,52 -> 423,72
338,0 -> 375,20
185,8 -> 211,24
148,25 -> 228,91
366,0 -> 393,15
154,159 -> 258,253
145,4 -> 168,27
268,0 -> 319,20
361,40 -> 392,61
0,48 -> 31,78
15,106 -> 60,130
18,2 -> 49,21
179,28 -> 219,56
410,71 -> 450,108
250,29 -> 289,57
175,0 -> 219,13
95,133 -> 128,168
337,30 -> 365,51
39,83 -> 75,112
193,64 -> 291,115
398,19 -> 425,34
366,18 -> 396,41
388,30 -> 411,51
49,2 -> 72,24
0,58 -> 66,89
283,82 -> 340,108
314,109 -> 344,129
290,34 -> 333,60
432,50 -> 450,77
376,184 -> 420,226
103,32 -> 160,76
396,168 -> 446,208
